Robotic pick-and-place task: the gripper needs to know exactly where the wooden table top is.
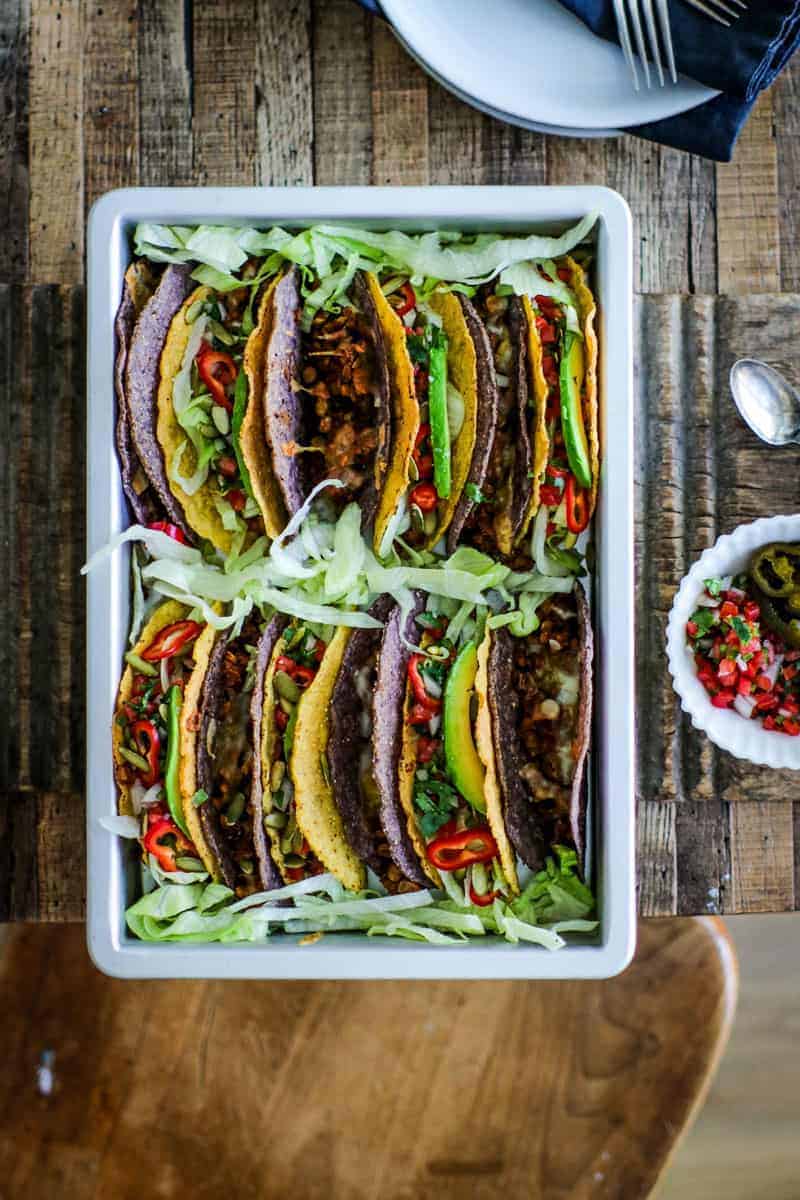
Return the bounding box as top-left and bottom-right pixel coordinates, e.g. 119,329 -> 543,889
1,0 -> 799,921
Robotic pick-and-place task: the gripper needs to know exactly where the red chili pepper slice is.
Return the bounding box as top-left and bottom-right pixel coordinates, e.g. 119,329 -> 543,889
292,664 -> 316,688
409,483 -> 438,513
557,266 -> 572,283
412,424 -> 434,478
407,654 -> 442,710
416,736 -> 439,764
546,464 -> 571,480
197,347 -> 238,413
428,825 -> 498,872
143,816 -> 195,873
565,475 -> 590,534
142,620 -> 202,662
147,521 -> 189,545
227,489 -> 246,512
394,282 -> 417,318
469,883 -> 499,907
407,701 -> 439,726
536,319 -> 557,344
130,718 -> 161,787
539,484 -> 562,508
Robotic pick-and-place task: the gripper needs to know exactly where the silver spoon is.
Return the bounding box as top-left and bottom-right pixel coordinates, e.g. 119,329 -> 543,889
730,358 -> 800,446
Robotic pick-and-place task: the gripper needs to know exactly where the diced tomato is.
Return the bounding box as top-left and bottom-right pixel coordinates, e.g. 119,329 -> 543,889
743,602 -> 760,623
416,736 -> 439,764
763,715 -> 779,731
719,600 -> 738,620
781,696 -> 799,715
756,673 -> 774,692
557,266 -> 571,283
755,693 -> 779,713
537,320 -> 556,344
717,658 -> 737,684
737,675 -> 752,696
686,620 -> 698,637
275,708 -> 289,731
783,719 -> 800,736
711,690 -> 735,708
539,484 -> 562,508
228,489 -> 246,512
725,631 -> 740,648
782,665 -> 797,682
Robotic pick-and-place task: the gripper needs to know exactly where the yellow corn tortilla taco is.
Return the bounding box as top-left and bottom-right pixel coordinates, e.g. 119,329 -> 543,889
564,254 -> 599,520
239,275 -> 287,540
289,627 -> 366,892
520,293 -> 550,545
175,619 -> 221,878
474,630 -> 520,894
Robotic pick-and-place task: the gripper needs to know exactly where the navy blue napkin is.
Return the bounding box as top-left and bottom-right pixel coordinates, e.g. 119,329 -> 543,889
560,0 -> 800,159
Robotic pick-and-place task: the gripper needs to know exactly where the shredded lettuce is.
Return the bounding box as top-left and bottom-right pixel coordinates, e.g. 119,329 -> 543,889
511,847 -> 596,926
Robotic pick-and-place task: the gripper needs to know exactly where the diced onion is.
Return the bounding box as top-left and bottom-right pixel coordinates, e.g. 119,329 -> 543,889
734,694 -> 756,719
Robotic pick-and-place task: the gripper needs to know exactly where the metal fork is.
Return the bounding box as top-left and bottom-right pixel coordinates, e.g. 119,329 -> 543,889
682,0 -> 747,27
613,0 -> 678,91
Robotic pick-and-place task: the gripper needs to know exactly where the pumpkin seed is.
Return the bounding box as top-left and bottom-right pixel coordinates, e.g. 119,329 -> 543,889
185,299 -> 206,325
211,406 -> 230,436
240,858 -> 255,875
264,811 -> 287,829
225,792 -> 246,824
273,670 -> 300,702
408,455 -> 419,483
270,760 -> 286,791
282,854 -> 305,869
410,503 -> 425,532
209,318 -> 235,345
175,856 -> 206,872
124,651 -> 157,677
118,747 -> 150,772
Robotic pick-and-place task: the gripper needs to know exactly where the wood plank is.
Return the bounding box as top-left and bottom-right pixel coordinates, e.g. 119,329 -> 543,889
137,0 -> 193,186
0,918 -> 736,1196
256,0 -> 313,186
0,286 -> 26,796
312,0 -> 370,186
729,802 -> 795,913
82,0 -> 138,210
0,0 -> 30,281
428,76 -> 487,185
774,55 -> 800,292
716,92 -> 780,293
192,0 -> 257,186
637,800 -> 677,916
28,0 -> 83,284
675,800 -> 732,917
371,19 -> 429,185
547,137 -> 717,293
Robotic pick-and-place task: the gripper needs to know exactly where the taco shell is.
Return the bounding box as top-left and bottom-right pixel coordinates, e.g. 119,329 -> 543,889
366,274 -> 420,556
563,255 -> 599,520
177,619 -> 225,880
290,627 -> 366,892
475,630 -> 519,895
239,277 -> 288,539
519,293 -> 550,544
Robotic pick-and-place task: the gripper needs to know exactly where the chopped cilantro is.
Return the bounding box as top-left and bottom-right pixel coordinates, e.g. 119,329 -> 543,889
414,776 -> 459,839
730,616 -> 751,644
689,609 -> 717,637
465,482 -> 485,503
191,789 -> 209,808
704,578 -> 723,598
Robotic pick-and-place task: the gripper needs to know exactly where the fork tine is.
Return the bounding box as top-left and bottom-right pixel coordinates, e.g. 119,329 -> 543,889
612,0 -> 641,90
641,0 -> 665,86
626,0 -> 652,88
705,0 -> 744,16
655,0 -> 678,82
682,0 -> 731,26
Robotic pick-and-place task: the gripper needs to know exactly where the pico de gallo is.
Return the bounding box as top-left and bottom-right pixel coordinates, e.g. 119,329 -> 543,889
531,262 -> 592,568
263,622 -> 327,881
174,275 -> 263,536
687,573 -> 800,735
116,616 -> 206,872
406,613 -> 509,906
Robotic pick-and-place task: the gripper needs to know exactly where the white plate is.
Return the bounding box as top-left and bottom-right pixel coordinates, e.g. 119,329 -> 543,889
667,516 -> 800,771
86,185 -> 636,980
381,0 -> 717,132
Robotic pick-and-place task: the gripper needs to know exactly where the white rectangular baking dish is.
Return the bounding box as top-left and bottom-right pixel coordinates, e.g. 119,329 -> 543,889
86,185 -> 635,979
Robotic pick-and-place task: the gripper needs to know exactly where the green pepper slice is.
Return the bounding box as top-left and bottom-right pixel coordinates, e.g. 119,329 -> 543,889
164,685 -> 190,836
752,588 -> 800,649
428,330 -> 451,500
749,543 -> 800,597
231,369 -> 255,501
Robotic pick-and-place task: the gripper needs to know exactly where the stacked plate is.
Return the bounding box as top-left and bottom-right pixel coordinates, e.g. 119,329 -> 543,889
379,0 -> 716,136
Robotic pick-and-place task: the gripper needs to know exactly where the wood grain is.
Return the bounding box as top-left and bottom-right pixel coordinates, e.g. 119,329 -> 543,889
716,92 -> 780,293
371,18 -> 429,186
775,56 -> 800,293
82,0 -> 139,209
256,0 -> 313,186
312,0 -> 371,186
0,917 -> 736,1198
0,0 -> 30,281
192,0 -> 257,186
137,0 -> 193,186
28,0 -> 83,284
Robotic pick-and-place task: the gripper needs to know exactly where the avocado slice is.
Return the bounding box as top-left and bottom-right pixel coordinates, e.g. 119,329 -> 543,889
560,330 -> 592,490
164,684 -> 191,837
443,642 -> 486,814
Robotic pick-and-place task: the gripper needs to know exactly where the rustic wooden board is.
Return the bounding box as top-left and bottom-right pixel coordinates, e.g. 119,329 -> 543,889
0,917 -> 736,1197
1,0 -> 800,919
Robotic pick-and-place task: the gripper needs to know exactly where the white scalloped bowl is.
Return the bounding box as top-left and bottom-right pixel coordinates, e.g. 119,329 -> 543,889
667,515 -> 800,771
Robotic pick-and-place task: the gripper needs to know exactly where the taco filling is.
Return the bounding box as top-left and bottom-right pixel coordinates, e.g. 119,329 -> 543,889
167,275 -> 266,543
262,622 -> 328,882
459,286 -> 532,557
195,616 -> 265,896
400,613 -> 510,905
488,585 -> 592,870
526,257 -> 596,565
115,613 -> 206,874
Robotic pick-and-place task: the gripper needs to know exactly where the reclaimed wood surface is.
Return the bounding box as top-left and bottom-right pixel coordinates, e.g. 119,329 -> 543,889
0,916 -> 736,1198
1,0 -> 799,919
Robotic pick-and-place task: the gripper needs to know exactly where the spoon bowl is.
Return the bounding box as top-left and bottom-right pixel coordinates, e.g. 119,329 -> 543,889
730,358 -> 800,446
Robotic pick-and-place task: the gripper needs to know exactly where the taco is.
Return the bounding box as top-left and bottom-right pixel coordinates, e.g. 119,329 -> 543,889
454,286 -> 540,558
480,582 -> 593,874
118,260 -> 286,553
390,607 -> 515,905
251,620 -> 359,890
187,613 -> 287,895
261,268 -> 397,549
523,255 -> 599,551
368,283 -> 499,556
112,600 -> 216,875
327,595 -> 428,891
